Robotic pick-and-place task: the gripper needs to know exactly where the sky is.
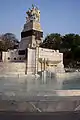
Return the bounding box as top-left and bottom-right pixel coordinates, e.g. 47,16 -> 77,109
0,0 -> 80,40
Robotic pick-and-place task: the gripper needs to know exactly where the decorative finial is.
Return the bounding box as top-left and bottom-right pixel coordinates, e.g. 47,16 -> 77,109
29,8 -> 31,11
32,4 -> 34,9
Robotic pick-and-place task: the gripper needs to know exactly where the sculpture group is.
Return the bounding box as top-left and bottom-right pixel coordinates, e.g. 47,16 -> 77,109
26,4 -> 40,22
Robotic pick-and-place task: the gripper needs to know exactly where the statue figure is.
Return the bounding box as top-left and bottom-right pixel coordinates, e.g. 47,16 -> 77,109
26,4 -> 40,22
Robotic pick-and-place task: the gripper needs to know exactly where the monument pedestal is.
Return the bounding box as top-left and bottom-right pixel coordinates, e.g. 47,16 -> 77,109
19,20 -> 43,50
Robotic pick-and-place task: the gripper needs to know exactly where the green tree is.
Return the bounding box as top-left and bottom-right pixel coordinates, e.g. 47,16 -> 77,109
61,34 -> 75,49
40,33 -> 62,50
0,33 -> 19,51
40,33 -> 80,67
0,40 -> 5,51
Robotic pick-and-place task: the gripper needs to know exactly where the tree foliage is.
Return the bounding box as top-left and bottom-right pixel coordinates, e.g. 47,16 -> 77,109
40,33 -> 62,50
40,33 -> 80,67
0,33 -> 19,51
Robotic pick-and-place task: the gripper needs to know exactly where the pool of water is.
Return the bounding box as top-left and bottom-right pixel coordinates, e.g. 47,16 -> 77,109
0,72 -> 80,90
0,73 -> 80,111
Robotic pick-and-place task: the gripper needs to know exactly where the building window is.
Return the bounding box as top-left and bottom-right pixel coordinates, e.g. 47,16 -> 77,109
19,58 -> 21,60
8,57 -> 10,60
14,58 -> 16,60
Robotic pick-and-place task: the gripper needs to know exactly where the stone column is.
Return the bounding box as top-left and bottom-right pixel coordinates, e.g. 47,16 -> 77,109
35,44 -> 39,74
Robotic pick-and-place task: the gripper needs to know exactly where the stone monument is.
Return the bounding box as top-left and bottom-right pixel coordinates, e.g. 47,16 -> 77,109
0,4 -> 64,75
19,4 -> 43,50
